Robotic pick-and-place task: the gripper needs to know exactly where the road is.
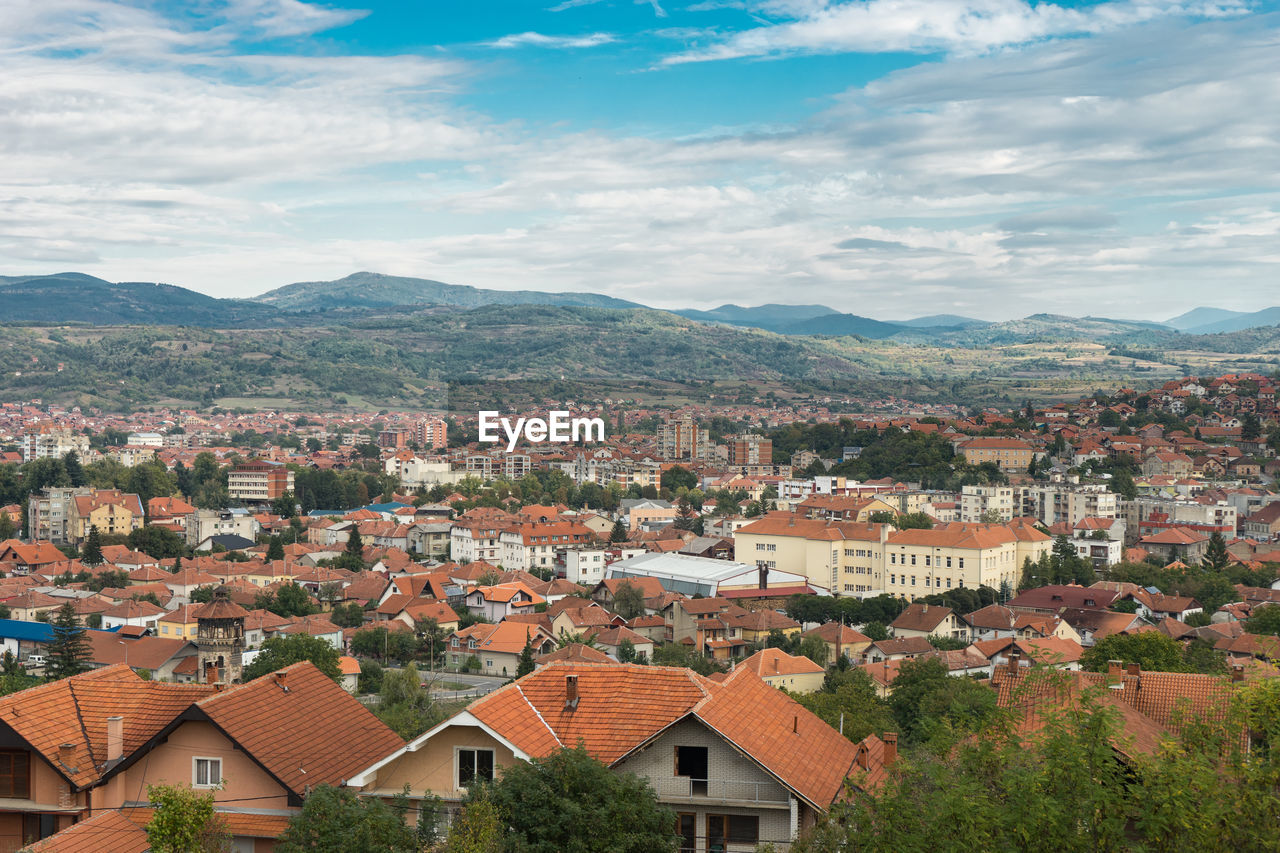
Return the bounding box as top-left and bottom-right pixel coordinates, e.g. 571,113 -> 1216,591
423,671 -> 508,702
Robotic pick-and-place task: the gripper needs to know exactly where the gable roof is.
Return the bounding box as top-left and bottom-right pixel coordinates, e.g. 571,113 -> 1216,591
411,662 -> 866,810
739,648 -> 825,677
192,661 -> 404,797
0,665 -> 212,790
890,603 -> 954,633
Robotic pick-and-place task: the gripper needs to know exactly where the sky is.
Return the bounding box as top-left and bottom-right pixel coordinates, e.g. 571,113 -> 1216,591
1,0 -> 1279,320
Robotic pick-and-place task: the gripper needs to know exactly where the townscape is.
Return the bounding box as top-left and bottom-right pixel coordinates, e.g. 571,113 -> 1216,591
8,0 -> 1280,848
0,366 -> 1278,850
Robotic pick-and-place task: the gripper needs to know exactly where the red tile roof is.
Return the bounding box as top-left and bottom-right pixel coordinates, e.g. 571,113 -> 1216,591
194,661 -> 404,797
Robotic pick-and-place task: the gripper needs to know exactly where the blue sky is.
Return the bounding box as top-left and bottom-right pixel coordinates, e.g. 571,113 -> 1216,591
2,0 -> 1279,319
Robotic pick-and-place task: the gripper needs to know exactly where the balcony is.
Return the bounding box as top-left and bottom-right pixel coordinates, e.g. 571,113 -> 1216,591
654,776 -> 789,805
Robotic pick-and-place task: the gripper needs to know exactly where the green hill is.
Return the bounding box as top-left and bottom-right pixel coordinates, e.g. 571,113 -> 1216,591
251,271 -> 642,312
0,273 -> 274,326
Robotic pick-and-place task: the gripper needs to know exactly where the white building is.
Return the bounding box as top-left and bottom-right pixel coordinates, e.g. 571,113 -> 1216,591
606,552 -> 816,598
21,426 -> 89,462
960,485 -> 1015,523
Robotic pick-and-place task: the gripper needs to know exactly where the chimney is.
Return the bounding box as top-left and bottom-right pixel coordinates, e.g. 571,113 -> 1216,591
758,562 -> 768,590
1126,662 -> 1140,676
58,743 -> 76,771
273,671 -> 289,692
696,628 -> 705,654
1006,651 -> 1020,675
106,716 -> 124,762
1232,664 -> 1245,683
882,732 -> 898,767
1107,659 -> 1123,688
564,675 -> 579,711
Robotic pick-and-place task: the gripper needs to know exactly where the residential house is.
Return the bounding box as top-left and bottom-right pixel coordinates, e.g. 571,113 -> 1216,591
67,490 -> 144,546
345,662 -> 893,849
888,604 -> 968,641
864,636 -> 934,664
738,648 -> 826,693
1139,528 -> 1210,564
100,600 -> 164,633
0,662 -> 402,852
464,583 -> 544,622
800,623 -> 872,665
446,622 -> 555,677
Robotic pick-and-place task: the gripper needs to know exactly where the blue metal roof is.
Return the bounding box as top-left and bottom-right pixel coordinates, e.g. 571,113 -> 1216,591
0,620 -> 119,643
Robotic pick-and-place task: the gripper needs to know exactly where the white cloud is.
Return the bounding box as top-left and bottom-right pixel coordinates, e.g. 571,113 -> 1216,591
487,31 -> 618,49
663,0 -> 1251,63
217,0 -> 369,38
1,2 -> 1279,320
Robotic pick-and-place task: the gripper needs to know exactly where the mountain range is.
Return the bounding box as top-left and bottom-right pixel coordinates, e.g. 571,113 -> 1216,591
2,270 -> 1278,341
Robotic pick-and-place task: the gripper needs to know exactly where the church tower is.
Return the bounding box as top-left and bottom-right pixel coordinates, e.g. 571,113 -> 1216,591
192,587 -> 248,686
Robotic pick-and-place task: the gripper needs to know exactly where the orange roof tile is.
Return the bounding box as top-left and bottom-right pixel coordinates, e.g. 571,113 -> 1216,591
195,661 -> 404,797
23,808 -> 149,853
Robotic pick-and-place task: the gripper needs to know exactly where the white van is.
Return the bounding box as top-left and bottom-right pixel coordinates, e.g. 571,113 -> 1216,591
25,654 -> 45,668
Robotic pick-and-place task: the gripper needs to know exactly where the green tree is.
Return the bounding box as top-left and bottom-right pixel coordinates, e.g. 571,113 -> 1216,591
888,657 -> 996,745
376,663 -> 444,740
794,668 -> 895,744
660,465 -> 697,492
277,784 -> 417,853
46,602 -> 92,680
144,783 -> 231,853
799,634 -> 830,667
609,519 -> 628,543
1081,631 -> 1189,673
63,450 -> 86,487
1246,604 -> 1280,637
483,745 -> 678,853
445,787 -> 504,853
266,534 -> 285,562
243,634 -> 341,682
81,525 -> 104,566
611,581 -> 646,620
128,524 -> 188,559
1201,531 -> 1230,572
516,640 -> 536,678
0,512 -> 13,541
895,512 -> 935,530
346,527 -> 364,555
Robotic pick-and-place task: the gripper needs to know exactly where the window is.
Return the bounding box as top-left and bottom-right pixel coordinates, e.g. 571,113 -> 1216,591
458,748 -> 494,788
0,751 -> 30,798
708,814 -> 759,846
890,574 -> 896,585
674,745 -> 709,795
193,757 -> 221,788
910,555 -> 917,566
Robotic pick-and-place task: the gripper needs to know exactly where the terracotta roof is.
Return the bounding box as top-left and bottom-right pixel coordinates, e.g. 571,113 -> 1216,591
1140,527 -> 1209,546
596,576 -> 667,598
801,622 -> 871,645
1008,585 -> 1119,612
23,808 -> 149,853
194,661 -> 404,797
890,603 -> 954,633
536,643 -> 617,665
86,634 -> 194,670
964,604 -> 1018,631
739,648 -> 825,677
728,609 -> 801,633
1015,636 -> 1084,665
869,636 -> 934,657
0,665 -> 212,790
463,662 -> 867,808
